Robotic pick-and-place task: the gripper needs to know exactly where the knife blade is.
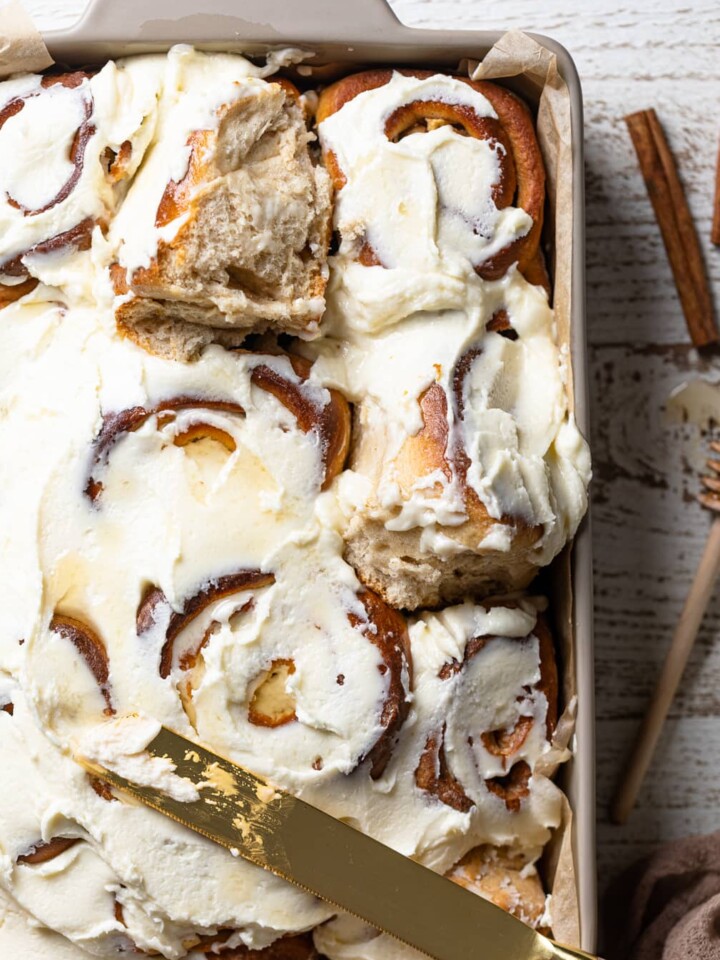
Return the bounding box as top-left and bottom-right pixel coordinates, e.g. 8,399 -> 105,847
79,726 -> 596,960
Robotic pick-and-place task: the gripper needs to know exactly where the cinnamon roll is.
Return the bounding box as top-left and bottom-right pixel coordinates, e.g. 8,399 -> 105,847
130,574 -> 410,782
318,69 -> 545,283
315,69 -> 547,335
0,59 -> 162,301
110,47 -> 332,359
315,276 -> 590,609
408,600 -> 561,845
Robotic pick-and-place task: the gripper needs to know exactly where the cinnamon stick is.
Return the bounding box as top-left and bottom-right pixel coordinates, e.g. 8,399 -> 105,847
712,135 -> 720,246
625,108 -> 718,347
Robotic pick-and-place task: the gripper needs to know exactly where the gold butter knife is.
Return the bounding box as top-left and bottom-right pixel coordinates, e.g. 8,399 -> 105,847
79,726 -> 598,960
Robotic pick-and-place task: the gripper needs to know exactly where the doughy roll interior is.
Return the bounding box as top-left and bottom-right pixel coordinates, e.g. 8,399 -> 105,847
110,47 -> 332,358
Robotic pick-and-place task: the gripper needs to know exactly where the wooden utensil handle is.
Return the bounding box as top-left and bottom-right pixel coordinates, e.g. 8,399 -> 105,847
611,517 -> 720,825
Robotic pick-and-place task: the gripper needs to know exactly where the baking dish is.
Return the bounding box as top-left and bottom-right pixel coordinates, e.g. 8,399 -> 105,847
42,0 -> 596,951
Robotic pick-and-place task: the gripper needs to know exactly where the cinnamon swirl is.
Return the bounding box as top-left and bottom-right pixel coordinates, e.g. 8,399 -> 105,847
318,69 -> 545,285
0,59 -> 163,303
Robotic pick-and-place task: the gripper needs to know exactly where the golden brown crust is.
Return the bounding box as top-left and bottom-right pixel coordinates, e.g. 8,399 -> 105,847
0,277 -> 39,308
135,572 -> 276,679
248,658 -> 298,728
247,353 -> 351,490
316,68 -> 545,280
521,247 -> 552,299
155,129 -> 215,229
392,382 -> 452,495
171,421 -> 237,453
447,845 -> 548,930
1,218 -> 94,280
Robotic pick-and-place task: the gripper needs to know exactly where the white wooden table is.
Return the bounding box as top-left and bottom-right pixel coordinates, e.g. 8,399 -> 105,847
23,0 -> 720,926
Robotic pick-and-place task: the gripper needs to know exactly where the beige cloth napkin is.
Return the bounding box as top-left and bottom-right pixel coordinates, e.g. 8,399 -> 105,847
603,833 -> 720,960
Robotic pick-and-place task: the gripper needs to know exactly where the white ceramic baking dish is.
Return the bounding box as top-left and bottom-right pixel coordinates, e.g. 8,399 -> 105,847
42,0 -> 597,951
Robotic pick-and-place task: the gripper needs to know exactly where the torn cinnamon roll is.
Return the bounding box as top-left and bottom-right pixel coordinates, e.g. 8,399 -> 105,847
110,48 -> 332,360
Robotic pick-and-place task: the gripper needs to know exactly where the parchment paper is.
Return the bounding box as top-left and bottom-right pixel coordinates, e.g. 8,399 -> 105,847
473,31 -> 582,946
0,1 -> 53,77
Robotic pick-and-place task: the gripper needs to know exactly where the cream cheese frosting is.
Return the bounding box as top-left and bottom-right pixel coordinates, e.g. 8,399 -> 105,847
0,50 -> 586,960
79,715 -> 202,803
0,295 -> 563,957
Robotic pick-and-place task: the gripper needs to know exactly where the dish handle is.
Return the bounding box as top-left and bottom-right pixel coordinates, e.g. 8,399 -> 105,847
51,0 -> 410,44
